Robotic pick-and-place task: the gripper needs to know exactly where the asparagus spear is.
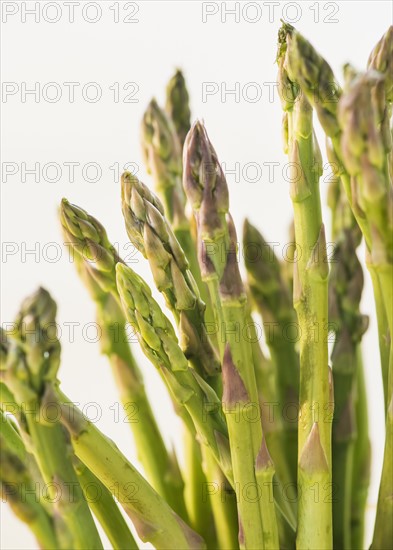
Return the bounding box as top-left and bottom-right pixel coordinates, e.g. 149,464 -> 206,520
278,25 -> 332,549
45,384 -> 205,550
141,99 -> 186,232
60,199 -> 187,518
0,410 -> 58,550
121,172 -> 220,378
282,25 -> 392,411
1,288 -> 103,550
183,120 -> 285,548
243,219 -> 299,486
166,69 -> 192,149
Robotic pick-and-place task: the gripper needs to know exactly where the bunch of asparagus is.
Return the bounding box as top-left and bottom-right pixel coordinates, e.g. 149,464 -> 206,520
1,26 -> 392,550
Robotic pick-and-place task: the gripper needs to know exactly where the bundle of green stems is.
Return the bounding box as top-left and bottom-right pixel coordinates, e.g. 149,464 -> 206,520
1,25 -> 392,550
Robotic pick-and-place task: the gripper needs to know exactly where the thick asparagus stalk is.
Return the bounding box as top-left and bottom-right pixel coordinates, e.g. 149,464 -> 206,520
165,69 -> 192,149
60,199 -> 187,518
0,410 -> 58,550
46,384 -> 205,550
243,219 -> 299,485
1,288 -> 103,550
121,172 -> 220,378
278,26 -> 332,549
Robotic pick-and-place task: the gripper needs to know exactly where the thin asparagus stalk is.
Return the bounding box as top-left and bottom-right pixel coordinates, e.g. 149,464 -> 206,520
373,372 -> 393,550
166,69 -> 192,149
183,120 -> 284,547
0,410 -> 58,550
45,384 -> 205,550
350,348 -> 371,550
201,450 -> 239,550
243,302 -> 298,512
329,230 -> 369,548
221,345 -> 266,550
327,129 -> 371,549
1,288 -> 103,550
278,26 -> 332,549
60,199 -> 188,518
121,172 -> 220,378
243,219 -> 299,486
73,458 -> 138,550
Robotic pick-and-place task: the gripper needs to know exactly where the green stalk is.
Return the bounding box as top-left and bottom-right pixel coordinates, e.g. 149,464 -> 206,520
350,347 -> 371,550
26,418 -> 103,550
278,26 -> 332,549
254,439 -> 280,550
201,450 -> 239,550
183,429 -> 215,546
221,346 -> 267,550
60,199 -> 188,518
243,219 -> 299,486
373,348 -> 393,549
328,206 -> 369,549
49,385 -> 205,550
373,347 -> 393,549
249,317 -> 296,512
73,459 -> 138,550
0,410 -> 58,550
1,288 -> 103,550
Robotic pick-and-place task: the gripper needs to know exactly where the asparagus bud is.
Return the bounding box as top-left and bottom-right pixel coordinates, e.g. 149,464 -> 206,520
166,69 -> 192,149
121,171 -> 220,376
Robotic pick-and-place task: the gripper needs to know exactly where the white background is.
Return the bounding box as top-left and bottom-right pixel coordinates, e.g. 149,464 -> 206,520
1,1 -> 392,548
